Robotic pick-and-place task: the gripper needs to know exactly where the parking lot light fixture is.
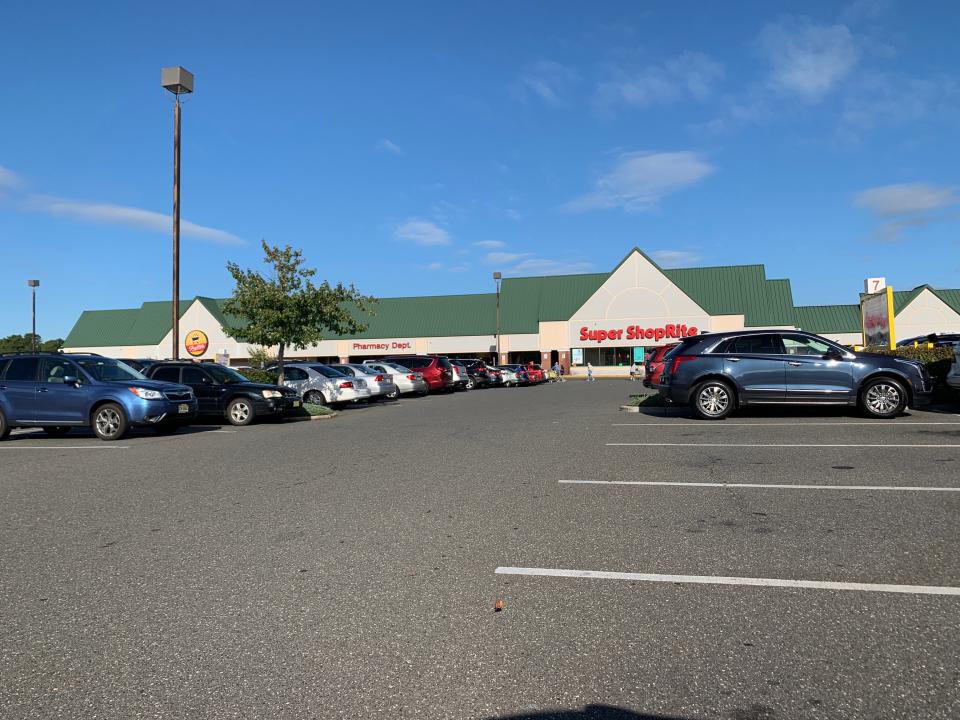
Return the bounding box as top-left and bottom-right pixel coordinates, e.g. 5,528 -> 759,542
161,66 -> 194,360
493,272 -> 502,362
27,279 -> 39,351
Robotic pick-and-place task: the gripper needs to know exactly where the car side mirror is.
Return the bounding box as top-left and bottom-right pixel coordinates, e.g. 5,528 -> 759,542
824,348 -> 843,360
63,375 -> 79,386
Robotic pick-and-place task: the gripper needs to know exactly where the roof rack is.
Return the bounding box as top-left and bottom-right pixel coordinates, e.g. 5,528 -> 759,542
0,351 -> 65,357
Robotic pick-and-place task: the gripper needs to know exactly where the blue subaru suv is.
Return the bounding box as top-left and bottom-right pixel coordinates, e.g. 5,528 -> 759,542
654,330 -> 933,420
0,353 -> 198,441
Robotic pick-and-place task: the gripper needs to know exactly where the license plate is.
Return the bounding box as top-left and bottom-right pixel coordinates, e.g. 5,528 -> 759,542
293,400 -> 301,407
178,404 -> 189,414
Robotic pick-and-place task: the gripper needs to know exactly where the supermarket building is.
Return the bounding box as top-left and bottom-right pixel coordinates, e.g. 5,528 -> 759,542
64,248 -> 960,377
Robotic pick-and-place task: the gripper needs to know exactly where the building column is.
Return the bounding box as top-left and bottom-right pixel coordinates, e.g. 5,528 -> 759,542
559,350 -> 570,375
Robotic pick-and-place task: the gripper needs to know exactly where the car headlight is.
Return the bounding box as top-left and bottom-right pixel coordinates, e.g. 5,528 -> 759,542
261,389 -> 282,398
129,387 -> 163,400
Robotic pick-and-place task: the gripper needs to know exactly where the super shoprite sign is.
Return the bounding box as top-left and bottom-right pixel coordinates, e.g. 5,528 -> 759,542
578,324 -> 699,344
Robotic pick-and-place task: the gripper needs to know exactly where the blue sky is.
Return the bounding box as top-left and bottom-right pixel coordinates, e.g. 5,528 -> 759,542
1,0 -> 958,339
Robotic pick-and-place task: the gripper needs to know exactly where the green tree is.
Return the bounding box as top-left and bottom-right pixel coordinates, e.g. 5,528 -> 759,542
223,241 -> 375,383
0,334 -> 63,353
246,345 -> 276,369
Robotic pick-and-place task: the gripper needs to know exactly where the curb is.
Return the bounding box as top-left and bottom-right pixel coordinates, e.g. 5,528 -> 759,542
287,412 -> 337,422
619,405 -> 641,413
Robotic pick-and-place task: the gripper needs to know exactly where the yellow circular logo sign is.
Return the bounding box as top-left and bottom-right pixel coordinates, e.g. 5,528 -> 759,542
185,329 -> 209,357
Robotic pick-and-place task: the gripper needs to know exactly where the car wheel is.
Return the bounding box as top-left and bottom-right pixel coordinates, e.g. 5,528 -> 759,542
465,378 -> 474,390
304,390 -> 327,406
92,403 -> 129,441
0,410 -> 10,441
691,380 -> 735,420
860,377 -> 907,419
43,426 -> 71,437
386,386 -> 399,400
227,398 -> 256,426
152,422 -> 179,435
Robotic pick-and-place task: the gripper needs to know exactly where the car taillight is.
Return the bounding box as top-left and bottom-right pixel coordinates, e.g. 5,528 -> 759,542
407,374 -> 416,381
339,381 -> 354,389
374,374 -> 384,382
670,355 -> 697,375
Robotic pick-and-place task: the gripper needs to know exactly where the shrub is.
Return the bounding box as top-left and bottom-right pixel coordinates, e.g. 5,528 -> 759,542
864,345 -> 956,383
236,368 -> 279,385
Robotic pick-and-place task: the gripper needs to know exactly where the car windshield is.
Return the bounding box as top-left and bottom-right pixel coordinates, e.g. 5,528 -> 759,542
204,364 -> 251,384
75,357 -> 146,382
310,365 -> 346,378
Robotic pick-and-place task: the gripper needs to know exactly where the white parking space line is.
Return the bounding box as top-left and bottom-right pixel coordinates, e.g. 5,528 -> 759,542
0,446 -> 129,450
211,430 -> 238,433
494,567 -> 960,596
606,442 -> 960,448
611,422 -> 960,427
560,480 -> 960,492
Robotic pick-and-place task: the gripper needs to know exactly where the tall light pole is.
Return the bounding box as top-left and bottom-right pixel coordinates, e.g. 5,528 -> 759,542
27,280 -> 39,351
493,271 -> 502,362
161,66 -> 194,360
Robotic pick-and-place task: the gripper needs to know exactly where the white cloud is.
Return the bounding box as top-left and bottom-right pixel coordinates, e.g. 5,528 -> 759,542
841,73 -> 960,135
484,251 -> 533,266
854,183 -> 959,243
509,257 -> 593,275
473,240 -> 505,249
0,165 -> 22,191
595,51 -> 724,111
757,17 -> 859,102
426,262 -> 444,271
376,138 -> 404,156
516,60 -> 579,106
854,183 -> 957,217
28,196 -> 243,245
565,151 -> 715,213
393,218 -> 451,246
651,250 -> 701,268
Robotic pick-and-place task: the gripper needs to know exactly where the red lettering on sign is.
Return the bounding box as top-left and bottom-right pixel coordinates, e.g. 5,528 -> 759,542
578,324 -> 703,344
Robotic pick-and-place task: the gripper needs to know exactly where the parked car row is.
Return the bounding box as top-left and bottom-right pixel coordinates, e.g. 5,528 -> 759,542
0,352 -> 554,442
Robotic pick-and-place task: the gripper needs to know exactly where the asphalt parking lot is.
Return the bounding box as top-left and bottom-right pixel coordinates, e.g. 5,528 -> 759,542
1,382 -> 958,719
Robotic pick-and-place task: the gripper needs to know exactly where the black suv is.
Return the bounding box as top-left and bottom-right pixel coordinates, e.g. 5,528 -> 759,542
145,362 -> 301,426
452,358 -> 496,388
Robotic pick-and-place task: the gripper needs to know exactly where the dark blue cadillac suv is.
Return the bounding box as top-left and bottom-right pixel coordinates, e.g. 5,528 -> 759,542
0,353 -> 198,440
654,330 -> 933,420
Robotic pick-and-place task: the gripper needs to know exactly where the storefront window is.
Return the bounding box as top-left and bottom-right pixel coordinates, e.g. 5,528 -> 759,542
573,347 -> 644,366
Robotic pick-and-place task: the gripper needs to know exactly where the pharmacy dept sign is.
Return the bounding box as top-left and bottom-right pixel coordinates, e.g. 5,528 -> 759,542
572,322 -> 702,346
349,339 -> 415,355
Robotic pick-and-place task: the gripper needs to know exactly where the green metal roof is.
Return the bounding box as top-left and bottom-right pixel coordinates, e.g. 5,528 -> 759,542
794,304 -> 862,334
664,265 -> 795,326
71,250 -> 960,348
343,293 -> 498,338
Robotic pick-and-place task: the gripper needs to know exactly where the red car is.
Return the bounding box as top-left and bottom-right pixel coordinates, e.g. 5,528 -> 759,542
643,344 -> 678,388
525,362 -> 546,383
383,355 -> 454,392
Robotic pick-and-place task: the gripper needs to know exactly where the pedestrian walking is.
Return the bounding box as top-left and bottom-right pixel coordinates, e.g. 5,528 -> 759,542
629,362 -> 639,382
552,360 -> 564,382
586,362 -> 594,382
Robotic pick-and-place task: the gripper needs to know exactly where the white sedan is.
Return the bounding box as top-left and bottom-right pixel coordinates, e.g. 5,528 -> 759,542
362,361 -> 429,397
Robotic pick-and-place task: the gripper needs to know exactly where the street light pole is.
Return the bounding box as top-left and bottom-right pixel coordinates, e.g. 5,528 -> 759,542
493,271 -> 502,363
27,280 -> 39,351
161,66 -> 194,360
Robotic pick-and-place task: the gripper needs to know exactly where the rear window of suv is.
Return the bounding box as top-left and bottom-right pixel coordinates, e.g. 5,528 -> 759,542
390,356 -> 432,369
1,357 -> 39,381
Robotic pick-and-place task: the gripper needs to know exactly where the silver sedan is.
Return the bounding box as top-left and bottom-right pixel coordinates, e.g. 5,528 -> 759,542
362,361 -> 429,397
269,362 -> 372,406
328,364 -> 399,401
